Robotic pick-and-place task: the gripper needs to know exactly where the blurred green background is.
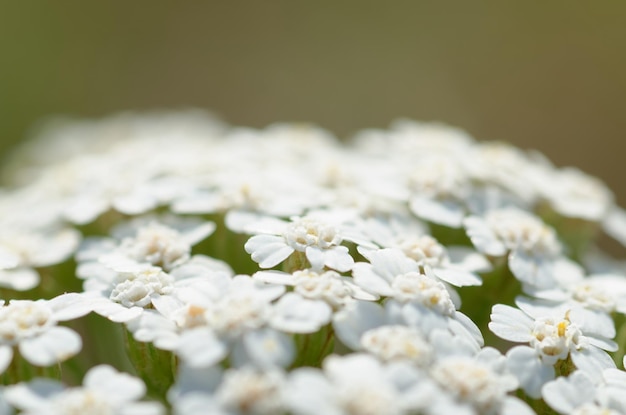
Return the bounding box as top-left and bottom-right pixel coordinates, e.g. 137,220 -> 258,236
1,1 -> 626,201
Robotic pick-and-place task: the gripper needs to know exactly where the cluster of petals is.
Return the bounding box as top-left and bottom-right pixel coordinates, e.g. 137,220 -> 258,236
489,300 -> 617,398
3,111 -> 626,415
0,293 -> 92,374
75,216 -> 217,322
4,364 -> 164,415
129,274 -> 332,369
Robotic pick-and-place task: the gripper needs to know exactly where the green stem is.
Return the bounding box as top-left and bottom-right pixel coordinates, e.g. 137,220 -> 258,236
282,251 -> 309,273
614,313 -> 626,367
123,329 -> 175,403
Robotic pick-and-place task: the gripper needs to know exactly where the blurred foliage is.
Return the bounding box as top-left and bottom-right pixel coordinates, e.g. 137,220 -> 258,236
1,1 -> 626,200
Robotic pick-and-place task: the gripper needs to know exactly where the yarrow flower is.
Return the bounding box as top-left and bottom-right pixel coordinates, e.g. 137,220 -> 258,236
0,293 -> 92,374
2,110 -> 626,415
244,213 -> 361,272
489,303 -> 617,397
4,364 -> 164,415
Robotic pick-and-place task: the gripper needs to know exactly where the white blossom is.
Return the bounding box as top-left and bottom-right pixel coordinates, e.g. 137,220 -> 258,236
428,348 -> 533,415
489,304 -> 616,398
0,294 -> 92,374
5,364 -> 164,415
285,353 -> 428,415
244,214 -> 356,272
464,208 -> 574,289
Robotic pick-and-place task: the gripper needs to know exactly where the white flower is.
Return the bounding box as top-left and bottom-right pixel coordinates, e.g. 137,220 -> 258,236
81,255 -> 232,323
285,353 -> 428,415
428,348 -> 533,415
542,369 -> 626,415
333,300 -> 482,361
353,120 -> 474,162
467,141 -> 547,205
538,167 -> 614,222
134,275 -> 328,369
526,269 -> 626,314
0,226 -> 80,291
109,266 -> 175,308
254,268 -> 376,310
352,248 -> 461,309
407,155 -> 471,228
173,174 -> 309,234
520,273 -> 623,342
0,294 -> 92,374
360,325 -> 434,366
489,304 -> 616,398
170,364 -> 288,415
359,236 -> 487,287
244,214 -> 355,271
5,364 -> 164,415
11,111 -> 224,225
98,216 -> 215,272
602,206 -> 626,249
464,208 -> 572,289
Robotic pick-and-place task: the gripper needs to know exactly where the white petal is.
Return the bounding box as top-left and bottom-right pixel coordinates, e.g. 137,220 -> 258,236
29,228 -> 81,267
351,263 -> 394,297
509,251 -> 556,289
603,206 -> 626,247
514,296 -> 563,319
0,268 -> 40,291
64,195 -> 109,225
0,247 -> 19,270
463,216 -> 507,256
176,328 -> 227,367
341,277 -> 379,301
571,308 -> 616,340
433,267 -> 482,287
450,312 -> 484,347
541,371 -> 595,414
253,271 -> 295,285
506,345 -> 554,399
92,300 -> 143,323
4,379 -> 63,411
500,396 -> 536,415
0,345 -> 13,375
270,293 -> 332,333
225,210 -> 268,233
332,300 -> 386,350
150,295 -> 184,319
243,217 -> 289,235
284,369 -> 340,415
410,195 -> 465,228
19,326 -> 81,366
321,246 -> 354,272
49,292 -> 94,321
85,365 -> 146,404
400,303 -> 449,333
171,191 -> 221,214
305,246 -> 325,270
120,402 -> 165,415
180,221 -> 216,246
368,248 -> 417,280
488,304 -> 534,342
113,193 -> 157,215
571,347 -> 616,382
233,328 -> 294,368
446,246 -> 492,272
128,312 -> 178,347
244,235 -> 293,268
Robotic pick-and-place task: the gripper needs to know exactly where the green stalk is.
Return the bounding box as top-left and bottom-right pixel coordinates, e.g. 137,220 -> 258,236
123,328 -> 175,403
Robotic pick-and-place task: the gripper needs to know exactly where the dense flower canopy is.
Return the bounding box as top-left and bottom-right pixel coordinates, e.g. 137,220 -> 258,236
1,110 -> 626,414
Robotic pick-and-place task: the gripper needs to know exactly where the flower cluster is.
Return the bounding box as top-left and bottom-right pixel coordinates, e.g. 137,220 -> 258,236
0,110 -> 626,414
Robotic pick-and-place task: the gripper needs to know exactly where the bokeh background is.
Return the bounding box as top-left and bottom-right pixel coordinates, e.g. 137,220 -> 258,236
1,1 -> 626,201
